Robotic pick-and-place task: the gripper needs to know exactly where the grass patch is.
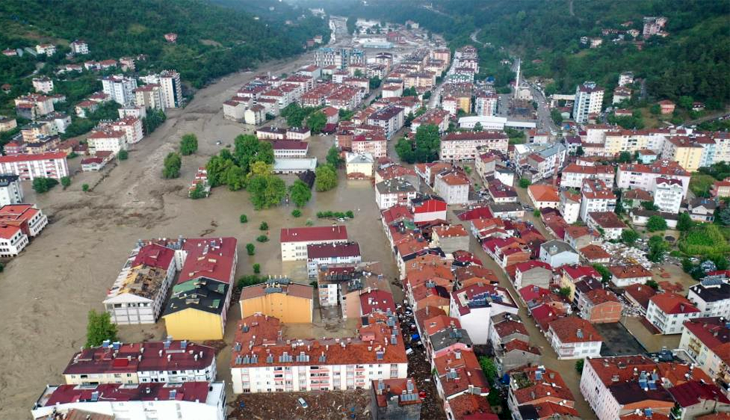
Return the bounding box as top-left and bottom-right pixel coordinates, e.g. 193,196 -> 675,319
678,224 -> 730,256
689,174 -> 716,197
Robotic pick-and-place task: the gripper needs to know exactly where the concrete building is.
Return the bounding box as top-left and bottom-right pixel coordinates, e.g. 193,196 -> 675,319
280,226 -> 348,262
63,339 -> 216,385
587,211 -> 627,240
434,171 -> 470,205
647,292 -> 701,334
32,77 -> 54,94
687,279 -> 730,319
439,131 -> 509,161
370,378 -> 422,420
654,177 -> 684,214
547,316 -> 603,359
87,129 -> 127,154
528,185 -> 560,210
578,289 -> 622,323
539,240 -> 580,268
230,313 -> 408,393
0,152 -> 69,180
508,366 -> 577,419
608,264 -> 653,288
559,191 -> 581,224
367,106 -> 404,139
449,283 -> 519,345
346,152 -> 375,179
679,317 -> 730,391
560,164 -> 615,189
70,39 -> 89,55
513,261 -> 553,290
617,160 -> 691,199
271,140 -> 308,159
0,174 -> 23,206
0,224 -> 29,257
134,84 -> 164,110
579,179 -> 617,222
376,178 -> 418,210
307,242 -> 362,277
240,278 -> 313,323
102,75 -> 138,106
431,224 -> 470,254
31,382 -> 226,420
573,81 -> 604,123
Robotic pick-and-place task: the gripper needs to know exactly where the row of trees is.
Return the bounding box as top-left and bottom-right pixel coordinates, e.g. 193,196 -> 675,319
395,124 -> 440,163
281,104 -> 327,133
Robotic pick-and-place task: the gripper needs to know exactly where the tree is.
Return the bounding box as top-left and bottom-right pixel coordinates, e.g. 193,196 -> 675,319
60,176 -> 71,188
519,178 -> 531,188
575,359 -> 584,374
289,180 -> 312,207
558,287 -> 572,298
677,212 -> 693,232
256,235 -> 269,242
118,150 -> 128,160
225,165 -> 247,191
412,124 -> 440,163
315,164 -> 339,192
576,146 -> 585,156
621,229 -> 640,245
246,243 -> 255,255
533,209 -> 541,218
647,216 -> 668,232
240,214 -> 248,223
162,152 -> 182,179
85,310 -> 118,348
180,133 -> 198,156
478,356 -> 498,387
642,201 -> 659,211
650,104 -> 661,115
253,263 -> 261,274
248,175 -> 286,209
617,151 -> 632,163
306,111 -> 327,134
189,182 -> 206,199
236,275 -> 264,291
260,222 -> 269,231
82,184 -> 90,192
326,146 -> 344,168
647,235 -> 668,262
32,177 -> 59,194
473,122 -> 483,132
395,137 -> 416,163
646,279 -> 659,290
550,108 -> 563,125
369,77 -> 381,90
292,209 -> 302,217
234,134 -> 274,172
592,264 -> 612,283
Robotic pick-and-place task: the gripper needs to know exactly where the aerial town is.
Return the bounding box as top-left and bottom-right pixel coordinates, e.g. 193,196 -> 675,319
0,1 -> 729,420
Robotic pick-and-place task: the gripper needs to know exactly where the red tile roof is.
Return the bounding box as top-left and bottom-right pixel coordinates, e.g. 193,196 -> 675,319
0,151 -> 66,163
668,380 -> 730,408
42,382 -> 211,407
280,225 -> 348,243
133,244 -> 175,270
360,289 -> 395,315
549,316 -> 603,343
650,292 -> 700,315
307,241 -> 361,259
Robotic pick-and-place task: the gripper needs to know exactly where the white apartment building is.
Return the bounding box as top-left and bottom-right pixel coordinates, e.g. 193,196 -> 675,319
118,106 -> 147,120
475,94 -> 498,117
449,284 -> 519,345
434,171 -> 470,205
231,314 -> 408,394
102,75 -> 138,106
103,243 -> 178,325
0,174 -> 23,206
109,117 -> 144,145
653,177 -> 684,214
547,317 -> 602,359
573,81 -> 604,123
223,99 -> 246,121
0,203 -> 49,238
35,44 -> 56,56
134,84 -> 164,109
63,339 -> 217,385
646,293 -> 701,335
559,164 -> 615,189
32,77 -> 54,94
375,179 -> 418,210
439,131 -> 509,161
559,191 -> 581,224
579,179 -> 616,222
0,224 -> 29,257
280,226 -> 349,262
679,317 -> 730,386
87,130 -> 127,154
32,382 -> 226,420
70,40 -> 90,55
159,70 -> 183,108
686,280 -> 730,319
306,242 -> 362,277
616,160 -> 691,199
367,106 -> 404,139
618,71 -> 634,87
0,152 -> 69,180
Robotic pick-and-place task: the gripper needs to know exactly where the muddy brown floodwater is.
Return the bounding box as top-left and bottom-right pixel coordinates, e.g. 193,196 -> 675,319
0,48 -> 411,418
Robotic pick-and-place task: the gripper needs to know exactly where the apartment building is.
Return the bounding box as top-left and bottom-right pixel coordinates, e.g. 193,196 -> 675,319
662,136 -> 703,172
70,39 -> 89,55
559,191 -> 581,224
307,242 -> 362,277
0,174 -> 23,206
539,240 -> 580,268
579,179 -> 617,222
559,164 -> 615,189
654,177 -> 684,213
0,152 -> 69,180
376,178 -> 418,210
508,366 -> 577,420
31,382 -> 226,420
547,316 -> 603,359
230,313 -> 408,393
577,289 -> 622,323
367,106 -> 404,139
439,131 -> 509,161
587,211 -> 627,240
449,283 -> 519,344
240,278 -> 313,323
32,76 -> 54,94
646,292 -> 701,334
134,84 -> 164,109
434,171 -> 470,205
87,129 -> 127,154
528,185 -> 560,209
573,81 -> 604,123
617,160 -> 691,198
0,224 -> 29,257
679,317 -> 730,389
280,225 -> 349,261
102,75 -> 138,106
687,279 -> 730,319
351,134 -> 387,158
63,339 -> 217,385
475,93 -> 498,117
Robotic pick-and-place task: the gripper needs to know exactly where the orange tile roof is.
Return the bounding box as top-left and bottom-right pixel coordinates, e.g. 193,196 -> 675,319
528,185 -> 559,203
548,316 -> 602,343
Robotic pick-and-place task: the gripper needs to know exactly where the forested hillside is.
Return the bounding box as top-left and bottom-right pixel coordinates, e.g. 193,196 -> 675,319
303,0 -> 729,106
0,0 -> 328,88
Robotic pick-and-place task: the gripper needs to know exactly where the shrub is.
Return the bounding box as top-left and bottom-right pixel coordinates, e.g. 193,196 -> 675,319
256,235 -> 269,243
519,178 -> 531,188
82,184 -> 90,192
259,222 -> 269,231
236,275 -> 264,291
253,263 -> 261,274
32,177 -> 59,193
292,209 -> 302,218
240,214 -> 248,223
118,150 -> 128,161
246,243 -> 255,255
346,210 -> 354,218
60,176 -> 71,188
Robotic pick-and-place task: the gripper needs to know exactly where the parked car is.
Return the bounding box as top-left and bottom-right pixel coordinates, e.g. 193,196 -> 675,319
298,398 -> 308,409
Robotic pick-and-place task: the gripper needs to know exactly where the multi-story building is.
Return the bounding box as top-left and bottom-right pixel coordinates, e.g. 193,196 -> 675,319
679,317 -> 730,389
15,94 -> 55,119
559,164 -> 615,189
577,289 -> 622,324
376,178 -> 418,210
31,382 -> 226,420
528,185 -> 560,209
618,71 -> 634,87
63,339 -> 217,385
240,278 -> 313,323
35,43 -> 56,56
139,70 -> 183,108
547,316 -> 603,359
449,283 -> 519,344
370,378 -> 422,420
646,292 -> 701,334
107,116 -> 144,145
0,152 -> 69,180
643,16 -> 668,38
579,179 -> 617,222
573,81 -> 604,123
0,174 -> 23,206
654,177 -> 684,214
271,140 -> 308,159
662,136 -> 704,172
0,203 -> 49,239
230,313 -> 408,393
432,347 -> 489,403
539,240 -> 580,268
559,190 -> 581,224
0,224 -> 29,257
367,106 -> 404,139
102,75 -> 138,106
434,171 -> 470,205
307,242 -> 362,277
280,226 -> 349,261
70,39 -> 89,55
439,131 -> 509,161
686,279 -> 730,319
351,134 -> 387,158
617,160 -> 691,199
134,84 -> 164,109
314,47 -> 365,70
587,211 -> 627,240
32,77 -> 54,94
474,93 -> 498,117
508,366 -> 577,420
87,129 -> 127,154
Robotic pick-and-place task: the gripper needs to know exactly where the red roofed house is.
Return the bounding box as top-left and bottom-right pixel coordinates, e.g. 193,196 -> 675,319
280,225 -> 348,261
434,170 -> 471,205
0,203 -> 49,238
528,185 -> 560,209
410,195 -> 447,223
0,152 -> 69,180
578,289 -> 623,323
360,289 -> 396,316
623,283 -> 657,314
370,378 -> 423,420
547,316 -> 603,359
668,380 -> 730,420
514,261 -> 553,289
679,317 -> 730,392
508,366 -> 576,418
647,292 -> 701,334
433,348 -> 490,402
306,241 -> 362,277
659,100 -> 675,114
431,224 -> 470,254
0,223 -> 28,257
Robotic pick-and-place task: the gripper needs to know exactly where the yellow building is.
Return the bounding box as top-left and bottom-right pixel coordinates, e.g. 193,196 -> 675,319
663,137 -> 703,173
240,278 -> 313,323
162,280 -> 230,341
456,96 -> 471,114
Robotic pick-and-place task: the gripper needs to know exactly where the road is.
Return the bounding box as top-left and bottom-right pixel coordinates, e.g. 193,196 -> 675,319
529,83 -> 559,134
470,28 -> 484,46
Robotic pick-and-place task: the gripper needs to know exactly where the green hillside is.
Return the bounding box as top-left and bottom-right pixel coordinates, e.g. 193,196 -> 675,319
0,0 -> 328,88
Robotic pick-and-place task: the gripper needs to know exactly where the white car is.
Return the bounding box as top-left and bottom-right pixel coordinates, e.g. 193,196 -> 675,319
298,398 -> 308,408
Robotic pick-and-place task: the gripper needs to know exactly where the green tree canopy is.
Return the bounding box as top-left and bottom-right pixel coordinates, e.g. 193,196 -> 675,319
647,216 -> 668,232
32,177 -> 59,193
306,111 -> 327,134
289,180 -> 312,208
85,310 -> 118,348
180,133 -> 198,156
248,174 -> 286,210
162,152 -> 182,179
621,229 -> 640,245
326,146 -> 344,168
315,164 -> 338,192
